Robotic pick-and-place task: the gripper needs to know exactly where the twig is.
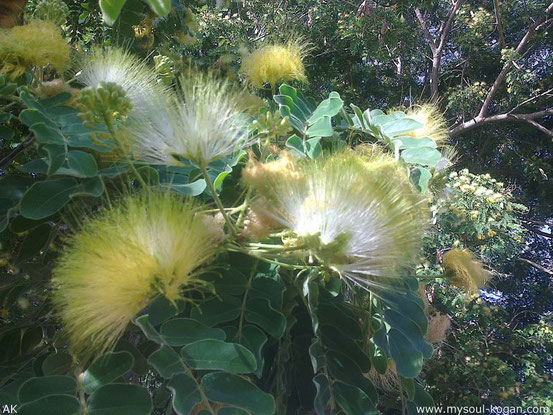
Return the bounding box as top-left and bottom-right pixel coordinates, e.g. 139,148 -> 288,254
517,258 -> 553,276
493,0 -> 505,47
522,222 -> 552,238
0,134 -> 34,169
508,88 -> 553,114
477,2 -> 553,120
450,108 -> 553,137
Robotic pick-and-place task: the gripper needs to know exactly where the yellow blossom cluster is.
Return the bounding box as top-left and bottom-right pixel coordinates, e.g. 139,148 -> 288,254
0,20 -> 71,79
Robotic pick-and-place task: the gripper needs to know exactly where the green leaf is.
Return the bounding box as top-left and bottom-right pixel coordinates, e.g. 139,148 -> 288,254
148,345 -> 185,379
401,147 -> 442,167
160,318 -> 226,346
66,151 -> 98,178
88,384 -> 153,415
166,373 -> 201,415
134,315 -> 163,343
202,372 -> 275,415
305,137 -> 322,159
307,116 -> 334,138
388,328 -> 424,378
333,382 -> 378,415
142,0 -> 171,16
43,144 -> 66,175
17,395 -> 80,415
319,325 -> 370,372
219,409 -> 250,415
381,118 -> 423,137
245,298 -> 286,338
29,123 -> 65,145
384,309 -> 433,359
16,223 -> 51,263
401,377 -> 415,400
236,325 -> 267,378
392,136 -> 437,149
145,296 -> 179,326
414,382 -> 434,405
20,109 -> 53,128
317,300 -> 363,340
0,125 -> 14,140
162,179 -> 206,196
18,376 -> 77,404
249,273 -> 284,310
41,352 -> 73,376
99,0 -> 127,25
83,351 -> 134,394
202,268 -> 249,296
181,339 -> 257,373
0,112 -> 11,123
411,167 -> 432,192
19,178 -> 75,219
20,177 -> 104,220
0,176 -> 33,211
275,84 -> 316,135
313,374 -> 331,415
190,296 -> 242,327
115,340 -> 149,376
285,134 -> 306,158
308,92 -> 343,124
368,342 -> 388,374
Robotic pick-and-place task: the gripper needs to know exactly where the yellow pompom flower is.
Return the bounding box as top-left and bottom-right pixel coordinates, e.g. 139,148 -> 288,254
240,39 -> 308,88
402,104 -> 449,144
52,192 -> 223,360
245,152 -> 428,290
442,249 -> 489,292
0,20 -> 71,78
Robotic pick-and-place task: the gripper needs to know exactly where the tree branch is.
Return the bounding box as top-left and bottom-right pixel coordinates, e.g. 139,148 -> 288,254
415,0 -> 464,103
437,0 -> 463,53
507,88 -> 553,114
522,222 -> 552,239
517,258 -> 553,276
0,134 -> 34,169
493,0 -> 505,47
414,8 -> 436,54
477,2 -> 553,119
449,108 -> 553,137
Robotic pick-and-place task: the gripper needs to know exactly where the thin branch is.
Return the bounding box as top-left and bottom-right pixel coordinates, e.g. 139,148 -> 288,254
449,108 -> 553,137
493,0 -> 505,47
522,223 -> 552,239
414,8 -> 436,53
522,118 -> 553,137
517,258 -> 553,276
477,2 -> 553,119
0,134 -> 34,169
508,88 -> 553,113
436,0 -> 463,53
535,17 -> 553,32
416,0 -> 463,103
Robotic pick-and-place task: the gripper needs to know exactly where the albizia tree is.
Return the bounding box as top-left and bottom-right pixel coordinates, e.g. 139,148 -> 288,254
0,0 -> 546,413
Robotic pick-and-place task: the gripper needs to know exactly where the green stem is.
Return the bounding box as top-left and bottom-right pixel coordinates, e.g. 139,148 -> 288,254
238,259 -> 258,342
227,245 -> 312,270
104,119 -> 150,191
199,163 -> 237,237
75,367 -> 87,414
235,187 -> 253,230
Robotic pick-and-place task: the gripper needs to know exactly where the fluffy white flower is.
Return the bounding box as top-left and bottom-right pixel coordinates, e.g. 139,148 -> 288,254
248,153 -> 428,290
131,77 -> 253,166
77,47 -> 170,120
